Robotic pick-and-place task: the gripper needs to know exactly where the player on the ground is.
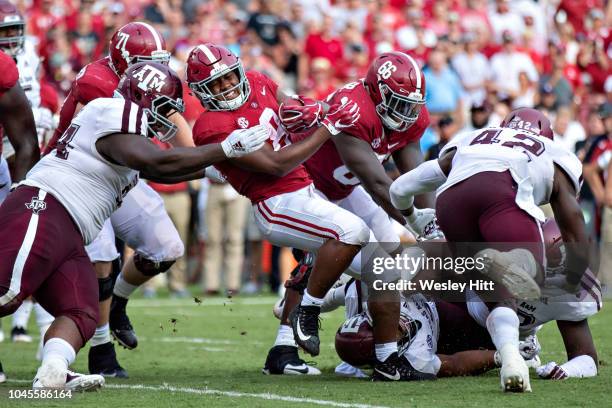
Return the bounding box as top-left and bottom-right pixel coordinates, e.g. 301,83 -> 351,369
0,47 -> 39,385
42,22 -> 192,378
0,61 -> 268,390
0,0 -> 55,353
188,44 -> 431,381
277,52 -> 441,378
389,107 -> 589,391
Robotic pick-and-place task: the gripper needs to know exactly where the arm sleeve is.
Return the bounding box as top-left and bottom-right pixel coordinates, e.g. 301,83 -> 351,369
390,159 -> 447,210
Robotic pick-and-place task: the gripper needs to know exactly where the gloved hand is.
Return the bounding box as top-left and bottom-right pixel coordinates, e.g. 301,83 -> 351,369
404,207 -> 444,240
322,97 -> 360,136
536,361 -> 568,380
278,95 -> 324,133
221,124 -> 270,158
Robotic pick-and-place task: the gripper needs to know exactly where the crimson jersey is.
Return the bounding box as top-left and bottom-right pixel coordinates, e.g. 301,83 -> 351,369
298,80 -> 429,201
0,50 -> 20,156
43,57 -> 119,155
193,71 -> 312,203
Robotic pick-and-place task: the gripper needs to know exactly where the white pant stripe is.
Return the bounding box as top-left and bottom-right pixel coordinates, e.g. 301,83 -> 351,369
0,189 -> 46,306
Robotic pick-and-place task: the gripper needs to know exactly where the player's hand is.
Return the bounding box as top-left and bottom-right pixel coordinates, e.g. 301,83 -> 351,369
519,335 -> 541,360
322,98 -> 360,136
404,207 -> 444,240
536,362 -> 568,380
278,95 -> 324,133
221,125 -> 270,158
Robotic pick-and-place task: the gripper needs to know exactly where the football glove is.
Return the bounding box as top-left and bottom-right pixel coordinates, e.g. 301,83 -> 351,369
404,208 -> 444,240
322,97 -> 360,136
278,95 -> 324,133
536,362 -> 569,380
221,125 -> 270,158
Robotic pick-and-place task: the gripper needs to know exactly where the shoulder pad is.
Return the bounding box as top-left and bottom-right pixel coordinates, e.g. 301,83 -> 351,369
73,61 -> 118,104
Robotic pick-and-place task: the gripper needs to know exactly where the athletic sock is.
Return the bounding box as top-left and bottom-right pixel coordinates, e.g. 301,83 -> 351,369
42,337 -> 76,369
273,324 -> 296,347
113,273 -> 138,299
300,289 -> 324,307
486,306 -> 520,351
375,342 -> 398,362
90,324 -> 111,347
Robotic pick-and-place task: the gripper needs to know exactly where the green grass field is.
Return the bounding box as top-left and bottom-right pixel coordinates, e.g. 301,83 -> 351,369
0,292 -> 609,407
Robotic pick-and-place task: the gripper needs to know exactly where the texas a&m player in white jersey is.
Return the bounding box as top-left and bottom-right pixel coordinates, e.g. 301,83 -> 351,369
0,61 -> 267,390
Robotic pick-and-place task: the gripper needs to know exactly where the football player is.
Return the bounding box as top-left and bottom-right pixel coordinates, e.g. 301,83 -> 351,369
187,44 -> 427,380
277,52 -> 441,378
42,22 -> 191,378
0,61 -> 268,390
0,48 -> 39,384
389,108 -> 589,391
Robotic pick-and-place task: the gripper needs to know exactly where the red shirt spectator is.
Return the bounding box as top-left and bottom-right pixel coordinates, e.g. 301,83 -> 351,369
557,0 -> 604,35
304,19 -> 344,64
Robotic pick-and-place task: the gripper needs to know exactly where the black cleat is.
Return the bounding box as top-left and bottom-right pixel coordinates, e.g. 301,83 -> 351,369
372,352 -> 437,382
109,296 -> 138,350
11,326 -> 32,343
262,345 -> 321,375
88,342 -> 128,378
289,305 -> 321,356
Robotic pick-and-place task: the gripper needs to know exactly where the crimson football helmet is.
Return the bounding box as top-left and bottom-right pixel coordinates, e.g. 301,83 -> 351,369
0,0 -> 25,57
116,62 -> 184,141
109,22 -> 171,76
500,108 -> 554,140
542,218 -> 565,275
364,51 -> 426,132
186,43 -> 250,111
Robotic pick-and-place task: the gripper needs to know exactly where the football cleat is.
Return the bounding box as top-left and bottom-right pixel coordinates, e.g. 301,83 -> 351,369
33,361 -> 104,391
499,344 -> 532,392
11,326 -> 32,343
262,345 -> 321,375
0,361 -> 6,383
476,248 -> 541,300
88,342 -> 129,378
109,296 -> 138,350
372,352 -> 436,382
289,305 -> 321,356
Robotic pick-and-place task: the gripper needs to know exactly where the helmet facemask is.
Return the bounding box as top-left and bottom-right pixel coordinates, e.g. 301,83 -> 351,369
145,94 -> 185,142
376,83 -> 424,132
131,50 -> 171,66
0,18 -> 25,57
189,61 -> 250,111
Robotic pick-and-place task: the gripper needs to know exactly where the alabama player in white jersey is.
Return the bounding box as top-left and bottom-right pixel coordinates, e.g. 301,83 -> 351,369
390,107 -> 589,392
0,61 -> 267,390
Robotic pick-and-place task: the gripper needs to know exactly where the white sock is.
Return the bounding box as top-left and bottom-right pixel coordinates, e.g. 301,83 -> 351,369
375,342 -> 398,362
42,338 -> 76,369
34,303 -> 54,331
274,324 -> 296,347
300,289 -> 324,307
114,273 -> 138,299
486,306 -> 520,351
561,355 -> 598,378
90,324 -> 111,347
12,300 -> 33,328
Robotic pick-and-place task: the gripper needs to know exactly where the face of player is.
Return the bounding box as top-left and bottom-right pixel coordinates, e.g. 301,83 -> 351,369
209,70 -> 241,101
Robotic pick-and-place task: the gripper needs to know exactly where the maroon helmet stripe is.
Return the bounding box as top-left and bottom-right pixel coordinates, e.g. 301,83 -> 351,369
121,100 -> 132,134
135,106 -> 143,135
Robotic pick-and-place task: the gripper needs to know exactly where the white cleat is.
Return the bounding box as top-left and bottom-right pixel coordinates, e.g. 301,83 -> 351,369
476,248 -> 541,300
33,362 -> 104,391
499,345 -> 532,393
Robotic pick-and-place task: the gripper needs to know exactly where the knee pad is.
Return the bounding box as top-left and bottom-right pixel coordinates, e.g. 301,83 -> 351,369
98,276 -> 114,301
134,253 -> 175,277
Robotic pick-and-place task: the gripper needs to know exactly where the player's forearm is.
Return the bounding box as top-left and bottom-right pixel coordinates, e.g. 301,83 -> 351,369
268,127 -> 330,177
168,114 -> 195,148
11,136 -> 40,182
142,169 -> 205,183
437,351 -> 496,377
144,145 -> 226,177
362,178 -> 405,224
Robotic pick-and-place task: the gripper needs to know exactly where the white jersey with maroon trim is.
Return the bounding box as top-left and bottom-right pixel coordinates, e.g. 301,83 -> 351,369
22,97 -> 145,244
16,37 -> 41,110
439,127 -> 582,222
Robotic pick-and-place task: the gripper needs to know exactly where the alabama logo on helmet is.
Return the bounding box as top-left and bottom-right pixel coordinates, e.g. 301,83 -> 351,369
237,117 -> 249,129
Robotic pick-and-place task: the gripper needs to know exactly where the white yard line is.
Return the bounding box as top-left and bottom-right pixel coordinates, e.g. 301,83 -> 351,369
7,380 -> 390,408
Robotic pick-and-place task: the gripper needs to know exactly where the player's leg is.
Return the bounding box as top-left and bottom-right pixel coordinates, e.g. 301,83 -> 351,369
223,195 -> 249,293
84,220 -> 127,377
203,183 -> 224,294
110,181 -> 184,350
33,253 -> 104,391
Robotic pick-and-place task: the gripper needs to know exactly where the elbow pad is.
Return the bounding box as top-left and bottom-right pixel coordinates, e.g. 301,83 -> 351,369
390,160 -> 447,210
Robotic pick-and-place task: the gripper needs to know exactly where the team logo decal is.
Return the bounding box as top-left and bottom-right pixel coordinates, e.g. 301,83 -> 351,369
237,117 -> 249,129
371,137 -> 381,149
25,197 -> 47,214
132,65 -> 167,92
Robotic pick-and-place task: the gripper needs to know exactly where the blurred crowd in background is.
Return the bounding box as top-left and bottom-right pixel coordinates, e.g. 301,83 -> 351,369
11,0 -> 612,295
